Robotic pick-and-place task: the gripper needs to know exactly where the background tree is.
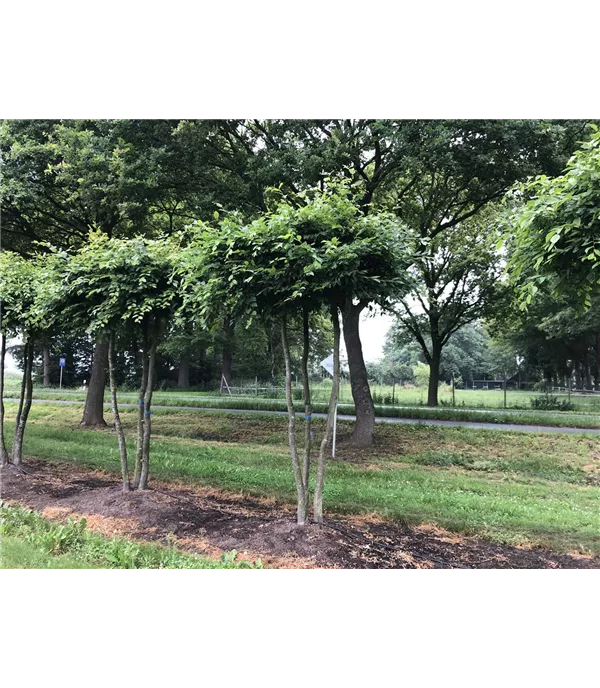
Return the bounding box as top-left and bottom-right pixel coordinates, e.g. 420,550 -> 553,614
393,210 -> 506,405
1,119 -> 264,423
381,120 -> 594,406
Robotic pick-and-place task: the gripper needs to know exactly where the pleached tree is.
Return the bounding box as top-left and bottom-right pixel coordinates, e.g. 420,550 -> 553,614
181,182 -> 414,525
0,252 -> 53,466
44,233 -> 182,491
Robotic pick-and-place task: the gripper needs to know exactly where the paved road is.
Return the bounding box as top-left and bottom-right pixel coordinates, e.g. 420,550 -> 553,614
11,390 -> 600,418
10,398 -> 600,435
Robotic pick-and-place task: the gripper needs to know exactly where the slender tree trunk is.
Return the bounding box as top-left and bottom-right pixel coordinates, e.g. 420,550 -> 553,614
575,361 -> 583,390
595,333 -> 600,391
81,340 -> 108,426
584,359 -> 592,391
178,356 -> 190,389
133,329 -> 149,489
341,300 -> 374,448
427,341 -> 442,407
301,306 -> 312,521
0,334 -> 9,466
221,318 -> 234,386
138,323 -> 158,491
109,335 -> 130,492
43,345 -> 51,386
268,323 -> 277,386
12,341 -> 34,466
13,343 -> 28,449
314,305 -> 340,524
281,316 -> 306,527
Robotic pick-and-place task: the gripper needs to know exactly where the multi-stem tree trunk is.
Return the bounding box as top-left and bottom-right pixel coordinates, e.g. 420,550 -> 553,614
108,335 -> 129,492
43,345 -> 51,386
81,340 -> 108,426
341,299 -> 374,447
12,341 -> 34,466
301,306 -> 312,522
138,322 -> 158,491
0,334 -> 9,466
221,318 -> 235,387
584,358 -> 593,391
281,315 -> 307,527
427,341 -> 443,407
268,323 -> 277,386
133,329 -> 149,489
178,356 -> 190,389
596,333 -> 600,391
314,304 -> 340,524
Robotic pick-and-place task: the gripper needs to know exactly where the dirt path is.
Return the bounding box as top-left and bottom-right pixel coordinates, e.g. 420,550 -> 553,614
2,460 -> 598,569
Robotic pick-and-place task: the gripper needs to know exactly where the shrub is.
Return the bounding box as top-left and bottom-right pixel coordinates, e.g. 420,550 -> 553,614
530,393 -> 575,412
158,379 -> 178,391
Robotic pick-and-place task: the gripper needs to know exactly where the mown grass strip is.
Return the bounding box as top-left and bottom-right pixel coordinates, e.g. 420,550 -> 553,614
0,504 -> 262,569
3,404 -> 600,555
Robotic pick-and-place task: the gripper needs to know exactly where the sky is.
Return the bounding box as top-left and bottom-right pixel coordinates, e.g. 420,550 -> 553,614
355,310 -> 394,363
4,313 -> 394,377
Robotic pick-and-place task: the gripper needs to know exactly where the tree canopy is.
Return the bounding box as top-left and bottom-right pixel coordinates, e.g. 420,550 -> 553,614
508,128 -> 600,307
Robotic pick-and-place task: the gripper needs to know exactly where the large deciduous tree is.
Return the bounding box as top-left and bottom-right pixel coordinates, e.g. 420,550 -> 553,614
394,210 -> 506,405
1,119 -> 262,424
384,119 -> 593,406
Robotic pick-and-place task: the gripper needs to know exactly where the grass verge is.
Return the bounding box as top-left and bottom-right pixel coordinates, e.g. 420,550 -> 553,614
4,391 -> 600,428
0,503 -> 262,569
3,403 -> 600,555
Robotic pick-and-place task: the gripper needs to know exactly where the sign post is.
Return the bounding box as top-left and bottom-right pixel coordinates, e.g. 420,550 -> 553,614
320,353 -> 337,458
59,355 -> 66,389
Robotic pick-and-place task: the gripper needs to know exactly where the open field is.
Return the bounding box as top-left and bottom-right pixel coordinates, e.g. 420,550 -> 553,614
2,402 -> 599,564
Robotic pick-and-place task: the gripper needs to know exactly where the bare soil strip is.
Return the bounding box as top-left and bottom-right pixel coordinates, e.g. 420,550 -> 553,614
2,460 -> 598,569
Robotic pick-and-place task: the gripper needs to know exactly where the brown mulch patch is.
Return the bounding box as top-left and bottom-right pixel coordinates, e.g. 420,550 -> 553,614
1,460 -> 598,569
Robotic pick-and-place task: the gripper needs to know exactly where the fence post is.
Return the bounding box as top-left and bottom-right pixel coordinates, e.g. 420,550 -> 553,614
503,372 -> 507,409
392,380 -> 396,406
451,372 -> 455,407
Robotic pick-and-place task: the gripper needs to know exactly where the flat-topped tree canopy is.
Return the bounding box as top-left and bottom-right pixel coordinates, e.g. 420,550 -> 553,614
43,232 -> 183,338
182,181 -> 415,324
0,251 -> 41,337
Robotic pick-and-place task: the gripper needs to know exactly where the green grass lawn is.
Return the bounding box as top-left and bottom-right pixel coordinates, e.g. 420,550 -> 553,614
3,402 -> 600,555
0,503 -> 261,569
4,385 -> 600,428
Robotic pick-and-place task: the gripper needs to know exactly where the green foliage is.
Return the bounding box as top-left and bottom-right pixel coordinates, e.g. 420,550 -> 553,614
0,119 -> 260,255
181,180 -> 415,327
43,233 -> 183,338
0,251 -> 40,335
413,362 -> 430,388
4,412 -> 600,554
509,128 -> 600,307
530,393 -> 575,412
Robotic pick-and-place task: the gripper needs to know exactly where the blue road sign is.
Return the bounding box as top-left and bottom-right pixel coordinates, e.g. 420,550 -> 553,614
59,357 -> 66,368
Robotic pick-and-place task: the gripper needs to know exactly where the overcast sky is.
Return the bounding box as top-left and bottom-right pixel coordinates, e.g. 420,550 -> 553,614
354,310 -> 394,363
